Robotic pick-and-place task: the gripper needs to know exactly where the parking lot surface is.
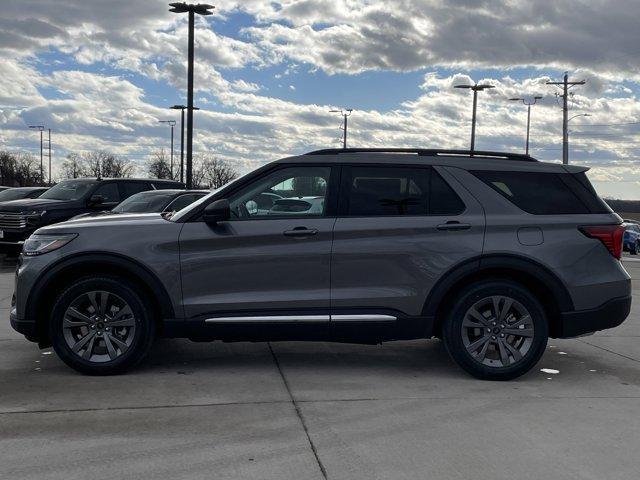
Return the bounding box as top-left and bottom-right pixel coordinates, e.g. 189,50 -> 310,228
1,254 -> 639,480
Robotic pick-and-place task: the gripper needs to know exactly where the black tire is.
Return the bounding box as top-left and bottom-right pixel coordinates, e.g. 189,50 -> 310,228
49,276 -> 155,375
442,280 -> 548,381
630,242 -> 638,255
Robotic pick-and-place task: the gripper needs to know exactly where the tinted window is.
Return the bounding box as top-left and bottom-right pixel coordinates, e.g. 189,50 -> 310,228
93,183 -> 120,203
152,181 -> 182,190
345,166 -> 429,216
430,170 -> 466,215
343,166 -> 464,216
472,171 -> 591,215
113,191 -> 173,213
40,180 -> 94,201
228,166 -> 331,218
0,189 -> 33,201
166,194 -> 201,212
120,182 -> 150,199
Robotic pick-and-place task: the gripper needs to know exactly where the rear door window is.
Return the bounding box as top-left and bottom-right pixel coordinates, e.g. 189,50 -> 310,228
471,170 -> 602,214
341,166 -> 464,216
119,181 -> 151,199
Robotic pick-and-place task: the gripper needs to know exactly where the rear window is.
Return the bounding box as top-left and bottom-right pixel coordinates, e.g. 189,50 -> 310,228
471,170 -> 610,215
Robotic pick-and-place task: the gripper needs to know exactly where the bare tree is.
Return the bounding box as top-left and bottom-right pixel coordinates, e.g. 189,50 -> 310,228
60,153 -> 87,179
0,151 -> 44,186
147,149 -> 173,180
192,154 -> 239,189
60,151 -> 134,179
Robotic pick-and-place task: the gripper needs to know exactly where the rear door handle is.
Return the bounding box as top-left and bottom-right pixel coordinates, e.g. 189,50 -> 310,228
283,227 -> 318,237
436,221 -> 471,231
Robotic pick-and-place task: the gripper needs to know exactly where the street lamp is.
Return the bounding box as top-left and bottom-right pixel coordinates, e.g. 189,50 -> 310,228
169,2 -> 215,188
28,125 -> 45,184
329,108 -> 353,149
454,84 -> 494,152
509,96 -> 543,155
170,104 -> 200,184
564,113 -> 592,164
159,120 -> 177,179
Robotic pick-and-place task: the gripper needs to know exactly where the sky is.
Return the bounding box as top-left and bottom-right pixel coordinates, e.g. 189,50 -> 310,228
0,0 -> 639,198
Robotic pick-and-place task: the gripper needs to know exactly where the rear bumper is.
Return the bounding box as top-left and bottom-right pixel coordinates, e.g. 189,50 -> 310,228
558,295 -> 632,338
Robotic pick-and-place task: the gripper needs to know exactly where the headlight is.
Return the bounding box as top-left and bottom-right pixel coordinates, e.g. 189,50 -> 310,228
22,234 -> 77,256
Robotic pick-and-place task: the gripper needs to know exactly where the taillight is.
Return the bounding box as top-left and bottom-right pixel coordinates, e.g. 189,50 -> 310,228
579,224 -> 625,259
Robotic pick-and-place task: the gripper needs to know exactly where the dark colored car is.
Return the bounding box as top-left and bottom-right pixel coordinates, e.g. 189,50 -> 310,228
73,189 -> 209,219
0,178 -> 183,248
0,187 -> 49,202
623,222 -> 640,255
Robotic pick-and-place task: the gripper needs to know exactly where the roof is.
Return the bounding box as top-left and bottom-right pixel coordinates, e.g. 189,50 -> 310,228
57,177 -> 185,183
271,147 -> 584,173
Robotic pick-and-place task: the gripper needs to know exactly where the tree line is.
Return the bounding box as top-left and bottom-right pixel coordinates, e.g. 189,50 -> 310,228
1,149 -> 238,189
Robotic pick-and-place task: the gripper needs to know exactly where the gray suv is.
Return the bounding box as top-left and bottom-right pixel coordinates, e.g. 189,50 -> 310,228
10,149 -> 632,380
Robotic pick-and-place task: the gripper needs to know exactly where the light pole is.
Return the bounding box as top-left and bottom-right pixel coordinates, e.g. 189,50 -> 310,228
329,108 -> 353,148
169,2 -> 214,188
171,104 -> 199,184
509,96 -> 543,155
454,84 -> 494,152
28,125 -> 44,184
159,120 -> 177,178
566,113 -> 591,164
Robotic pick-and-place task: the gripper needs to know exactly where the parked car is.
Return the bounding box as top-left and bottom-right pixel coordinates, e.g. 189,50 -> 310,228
0,177 -> 183,248
72,189 -> 209,219
623,222 -> 640,255
10,148 -> 631,380
0,187 -> 49,202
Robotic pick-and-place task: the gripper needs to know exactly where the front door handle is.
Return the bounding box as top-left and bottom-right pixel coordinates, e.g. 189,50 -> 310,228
283,227 -> 319,237
436,221 -> 471,231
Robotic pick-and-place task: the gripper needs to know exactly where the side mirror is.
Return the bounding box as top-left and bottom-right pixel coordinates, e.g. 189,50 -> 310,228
89,194 -> 105,206
203,199 -> 230,224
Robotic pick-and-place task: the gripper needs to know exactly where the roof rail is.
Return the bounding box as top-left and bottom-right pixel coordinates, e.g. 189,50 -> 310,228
304,148 -> 537,162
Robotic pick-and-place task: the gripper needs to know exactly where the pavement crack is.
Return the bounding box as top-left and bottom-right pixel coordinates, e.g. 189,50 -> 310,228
268,343 -> 328,480
579,339 -> 640,363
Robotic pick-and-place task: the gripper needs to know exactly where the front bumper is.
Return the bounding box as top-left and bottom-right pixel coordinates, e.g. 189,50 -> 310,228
10,309 -> 39,342
0,228 -> 34,246
558,295 -> 632,337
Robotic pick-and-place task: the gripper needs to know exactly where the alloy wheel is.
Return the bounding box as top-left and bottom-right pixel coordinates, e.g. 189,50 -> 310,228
461,295 -> 534,368
62,290 -> 136,363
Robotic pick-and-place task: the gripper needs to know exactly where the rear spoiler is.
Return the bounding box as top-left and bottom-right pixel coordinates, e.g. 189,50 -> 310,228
562,165 -> 589,174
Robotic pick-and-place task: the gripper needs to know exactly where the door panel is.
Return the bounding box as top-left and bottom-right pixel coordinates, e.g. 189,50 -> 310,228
179,164 -> 338,320
331,165 -> 485,317
179,218 -> 334,318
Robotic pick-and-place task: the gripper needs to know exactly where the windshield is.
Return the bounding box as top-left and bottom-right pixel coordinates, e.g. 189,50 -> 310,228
0,189 -> 34,202
40,180 -> 94,201
113,191 -> 173,213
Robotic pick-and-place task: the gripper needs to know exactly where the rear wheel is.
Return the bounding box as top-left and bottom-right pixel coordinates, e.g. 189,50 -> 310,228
442,280 -> 548,380
49,276 -> 155,375
630,242 -> 638,255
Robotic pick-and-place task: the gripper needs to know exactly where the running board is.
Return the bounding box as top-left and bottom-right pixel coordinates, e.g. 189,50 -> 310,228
204,314 -> 396,324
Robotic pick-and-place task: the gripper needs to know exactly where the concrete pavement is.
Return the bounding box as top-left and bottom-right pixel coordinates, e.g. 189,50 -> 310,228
1,254 -> 639,479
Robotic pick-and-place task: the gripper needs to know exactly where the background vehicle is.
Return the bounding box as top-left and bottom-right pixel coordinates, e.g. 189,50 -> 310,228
0,177 -> 182,248
0,187 -> 48,202
623,221 -> 640,255
72,189 -> 209,219
10,149 -> 631,380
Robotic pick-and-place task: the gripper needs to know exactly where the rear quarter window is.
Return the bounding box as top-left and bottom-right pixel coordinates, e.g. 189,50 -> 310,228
471,170 -> 608,215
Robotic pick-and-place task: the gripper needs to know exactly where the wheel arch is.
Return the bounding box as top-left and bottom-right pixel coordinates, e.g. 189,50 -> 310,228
424,254 -> 574,338
28,252 -> 176,345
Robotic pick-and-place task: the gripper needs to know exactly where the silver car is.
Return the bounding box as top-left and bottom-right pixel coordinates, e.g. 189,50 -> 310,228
10,148 -> 632,380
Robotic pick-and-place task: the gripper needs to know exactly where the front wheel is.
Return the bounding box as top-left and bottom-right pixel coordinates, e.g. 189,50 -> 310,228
49,276 -> 155,375
442,281 -> 548,381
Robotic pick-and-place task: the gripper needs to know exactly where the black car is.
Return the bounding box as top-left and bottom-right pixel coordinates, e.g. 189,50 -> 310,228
73,189 -> 209,219
0,177 -> 183,248
0,187 -> 49,202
